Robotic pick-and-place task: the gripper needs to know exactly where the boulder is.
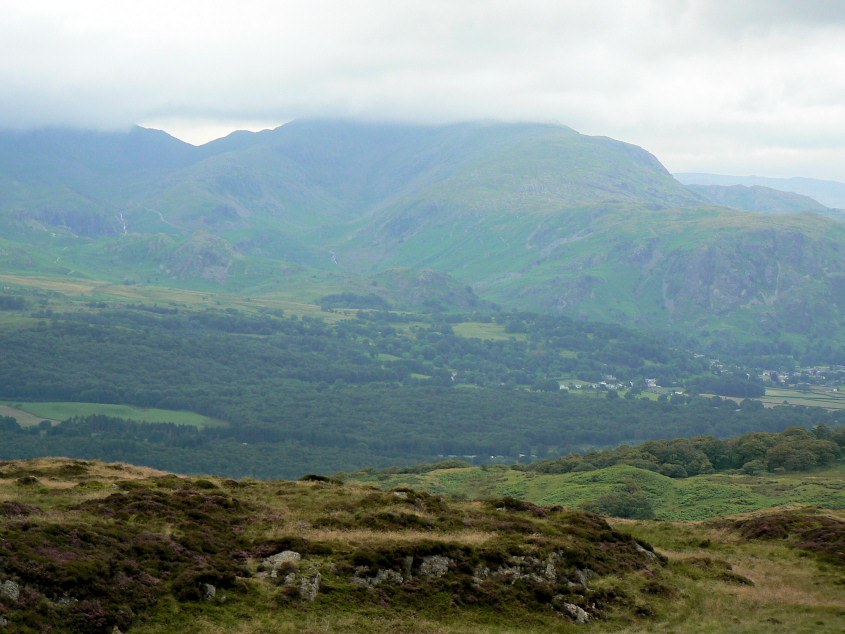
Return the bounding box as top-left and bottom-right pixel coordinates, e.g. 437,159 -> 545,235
573,568 -> 593,589
419,555 -> 450,578
351,567 -> 404,588
560,600 -> 590,624
299,573 -> 321,602
635,543 -> 658,561
0,580 -> 19,602
201,583 -> 216,602
261,550 -> 301,578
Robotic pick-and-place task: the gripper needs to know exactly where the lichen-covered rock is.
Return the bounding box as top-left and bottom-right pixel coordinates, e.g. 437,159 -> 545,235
201,583 -> 216,602
261,550 -> 301,578
490,554 -> 561,585
52,593 -> 78,606
0,580 -> 20,602
472,564 -> 490,585
497,556 -> 548,585
419,555 -> 450,578
635,543 -> 657,561
351,567 -> 404,588
560,600 -> 590,624
573,568 -> 594,589
299,573 -> 321,602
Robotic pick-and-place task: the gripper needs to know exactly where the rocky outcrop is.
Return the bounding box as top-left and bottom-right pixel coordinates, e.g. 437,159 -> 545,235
201,583 -> 216,602
351,567 -> 405,588
559,599 -> 591,624
298,573 -> 321,603
419,555 -> 450,578
0,580 -> 19,602
258,550 -> 301,579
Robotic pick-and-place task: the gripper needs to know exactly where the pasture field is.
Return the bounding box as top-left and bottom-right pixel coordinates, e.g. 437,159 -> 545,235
763,386 -> 845,411
0,404 -> 58,427
1,401 -> 226,429
0,273 -> 345,322
452,321 -> 523,341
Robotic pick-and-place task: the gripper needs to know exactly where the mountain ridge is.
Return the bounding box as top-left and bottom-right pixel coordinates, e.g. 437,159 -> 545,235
2,120 -> 844,358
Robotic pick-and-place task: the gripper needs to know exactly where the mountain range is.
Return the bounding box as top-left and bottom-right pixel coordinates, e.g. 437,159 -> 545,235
675,172 -> 845,211
2,120 -> 844,358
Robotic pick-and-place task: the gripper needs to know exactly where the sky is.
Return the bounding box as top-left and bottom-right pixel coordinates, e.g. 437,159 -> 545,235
3,0 -> 845,180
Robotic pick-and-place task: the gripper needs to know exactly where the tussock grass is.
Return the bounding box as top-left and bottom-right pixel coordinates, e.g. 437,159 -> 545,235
1,457 -> 843,633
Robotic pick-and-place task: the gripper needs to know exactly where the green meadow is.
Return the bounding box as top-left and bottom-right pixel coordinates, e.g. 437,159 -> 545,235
1,401 -> 226,429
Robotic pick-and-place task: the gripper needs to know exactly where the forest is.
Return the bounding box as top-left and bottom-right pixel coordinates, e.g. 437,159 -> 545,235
1,300 -> 842,477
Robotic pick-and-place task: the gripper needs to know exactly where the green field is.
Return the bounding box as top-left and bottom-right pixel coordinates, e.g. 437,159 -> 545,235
763,386 -> 845,410
452,321 -> 523,341
1,401 -> 226,429
352,462 -> 845,521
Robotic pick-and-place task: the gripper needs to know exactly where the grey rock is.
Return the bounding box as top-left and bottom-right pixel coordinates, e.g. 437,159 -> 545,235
299,572 -> 321,602
0,580 -> 19,602
419,555 -> 450,578
351,567 -> 404,588
472,565 -> 490,585
402,555 -> 414,580
574,568 -> 593,589
545,552 -> 561,581
201,583 -> 216,602
283,572 -> 297,585
561,601 -> 590,624
53,593 -> 78,606
393,491 -> 409,499
635,542 -> 657,560
261,550 -> 301,578
491,555 -> 557,585
0,616 -> 8,627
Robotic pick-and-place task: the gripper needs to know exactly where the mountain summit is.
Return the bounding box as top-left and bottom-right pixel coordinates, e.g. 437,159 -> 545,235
1,120 -> 844,354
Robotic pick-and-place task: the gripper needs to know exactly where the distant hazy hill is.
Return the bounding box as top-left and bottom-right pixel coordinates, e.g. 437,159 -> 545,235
2,120 -> 845,355
685,183 -> 833,215
676,172 -> 845,211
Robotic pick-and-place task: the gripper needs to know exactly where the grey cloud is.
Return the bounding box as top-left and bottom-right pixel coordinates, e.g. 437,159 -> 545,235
1,1 -> 844,179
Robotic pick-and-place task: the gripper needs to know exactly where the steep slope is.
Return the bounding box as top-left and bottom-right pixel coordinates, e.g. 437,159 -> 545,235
0,126 -> 198,237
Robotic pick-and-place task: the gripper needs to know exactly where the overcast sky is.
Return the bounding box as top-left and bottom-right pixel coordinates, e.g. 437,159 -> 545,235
3,0 -> 845,179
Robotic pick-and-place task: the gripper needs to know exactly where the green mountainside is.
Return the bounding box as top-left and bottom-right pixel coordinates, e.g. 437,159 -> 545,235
2,120 -> 845,359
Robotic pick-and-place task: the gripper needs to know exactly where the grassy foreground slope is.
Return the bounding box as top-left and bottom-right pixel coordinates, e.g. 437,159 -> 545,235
0,458 -> 842,633
350,463 -> 845,522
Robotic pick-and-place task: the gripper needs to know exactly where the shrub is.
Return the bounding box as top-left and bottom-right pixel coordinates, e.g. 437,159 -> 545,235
581,491 -> 655,520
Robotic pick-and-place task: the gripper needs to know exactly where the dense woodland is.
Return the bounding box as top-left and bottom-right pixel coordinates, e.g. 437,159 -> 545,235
0,300 -> 842,477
